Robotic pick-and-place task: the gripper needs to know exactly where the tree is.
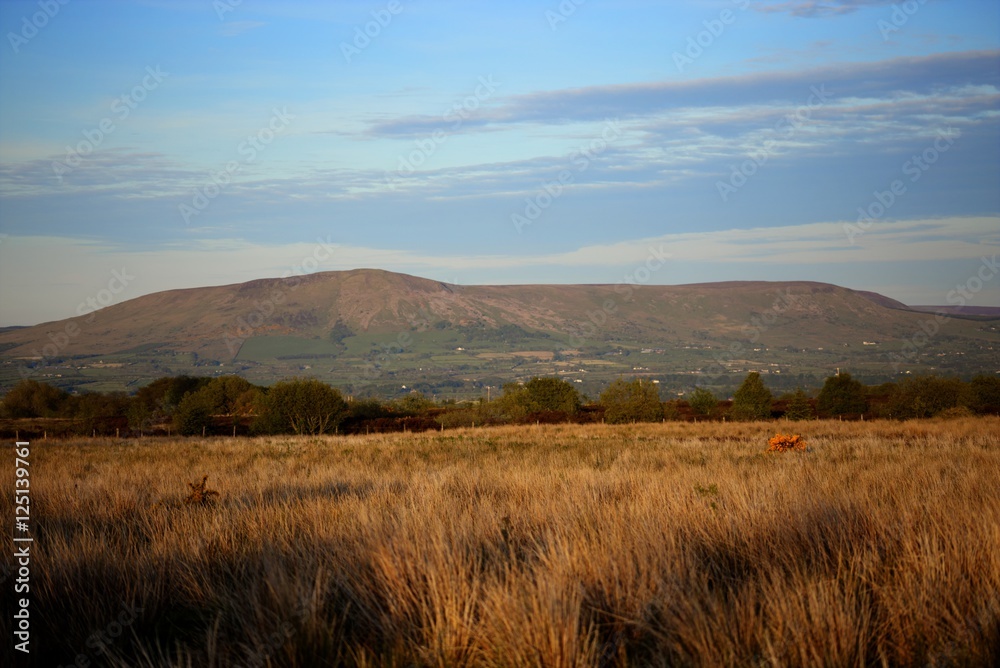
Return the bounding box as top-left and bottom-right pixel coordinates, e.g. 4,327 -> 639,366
817,372 -> 868,418
126,399 -> 155,435
68,391 -> 130,435
782,388 -> 814,421
969,375 -> 1000,415
393,392 -> 436,416
730,372 -> 773,421
197,375 -> 260,426
522,377 -> 581,414
134,375 -> 211,418
253,378 -> 348,435
173,391 -> 214,436
600,378 -> 663,424
688,387 -> 718,419
0,380 -> 69,418
882,375 -> 968,419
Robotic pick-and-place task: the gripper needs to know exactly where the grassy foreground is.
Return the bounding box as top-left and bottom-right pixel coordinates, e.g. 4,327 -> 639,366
3,419 -> 999,667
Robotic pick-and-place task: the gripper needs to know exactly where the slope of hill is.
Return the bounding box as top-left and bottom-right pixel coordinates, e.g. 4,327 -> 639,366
1,269 -> 997,396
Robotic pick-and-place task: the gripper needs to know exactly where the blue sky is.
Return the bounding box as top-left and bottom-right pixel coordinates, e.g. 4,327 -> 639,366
0,0 -> 998,326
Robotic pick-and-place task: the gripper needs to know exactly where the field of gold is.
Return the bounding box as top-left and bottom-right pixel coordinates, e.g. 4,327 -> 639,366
2,418 -> 999,667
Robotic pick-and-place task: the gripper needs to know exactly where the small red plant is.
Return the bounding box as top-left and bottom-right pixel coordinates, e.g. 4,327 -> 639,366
767,433 -> 807,453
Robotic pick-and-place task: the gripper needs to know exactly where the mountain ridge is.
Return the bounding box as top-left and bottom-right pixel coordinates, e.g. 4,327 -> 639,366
1,269 -> 996,395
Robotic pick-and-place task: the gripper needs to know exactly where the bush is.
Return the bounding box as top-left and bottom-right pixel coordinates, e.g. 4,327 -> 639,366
600,378 -> 663,424
767,433 -> 807,452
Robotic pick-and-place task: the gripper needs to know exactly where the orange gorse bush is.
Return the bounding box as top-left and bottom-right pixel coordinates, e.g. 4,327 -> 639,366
768,433 -> 807,452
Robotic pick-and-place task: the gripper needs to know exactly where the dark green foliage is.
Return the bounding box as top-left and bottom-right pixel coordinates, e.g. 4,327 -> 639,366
173,391 -> 214,436
0,379 -> 69,418
135,375 -> 211,417
730,372 -> 773,421
817,372 -> 868,417
126,400 -> 155,434
881,375 -> 970,419
328,319 -> 354,345
600,378 -> 663,424
522,377 -> 581,414
457,323 -> 548,345
782,388 -> 814,421
347,397 -> 393,421
393,392 -> 436,416
199,375 -> 259,417
253,378 -> 348,435
969,375 -> 1000,414
69,392 -> 131,434
688,387 -> 718,419
489,377 -> 581,421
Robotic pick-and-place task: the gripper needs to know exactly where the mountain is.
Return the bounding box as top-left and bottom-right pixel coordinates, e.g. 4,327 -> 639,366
1,269 -> 997,396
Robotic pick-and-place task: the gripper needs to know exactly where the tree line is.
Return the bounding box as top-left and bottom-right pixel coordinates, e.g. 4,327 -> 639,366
1,371 -> 998,438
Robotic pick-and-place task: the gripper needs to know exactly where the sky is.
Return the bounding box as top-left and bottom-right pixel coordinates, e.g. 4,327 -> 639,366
0,0 -> 998,326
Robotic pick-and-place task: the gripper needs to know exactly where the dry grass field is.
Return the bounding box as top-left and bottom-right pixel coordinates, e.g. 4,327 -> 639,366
3,418 -> 999,667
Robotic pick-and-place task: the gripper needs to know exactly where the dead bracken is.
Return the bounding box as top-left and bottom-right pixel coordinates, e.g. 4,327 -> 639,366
184,475 -> 219,506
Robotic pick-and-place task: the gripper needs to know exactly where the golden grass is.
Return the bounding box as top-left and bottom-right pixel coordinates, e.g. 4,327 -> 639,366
2,418 -> 999,666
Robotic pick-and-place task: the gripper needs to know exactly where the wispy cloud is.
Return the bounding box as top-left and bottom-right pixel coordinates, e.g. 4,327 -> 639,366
219,20 -> 266,37
753,0 -> 900,18
366,50 -> 999,136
